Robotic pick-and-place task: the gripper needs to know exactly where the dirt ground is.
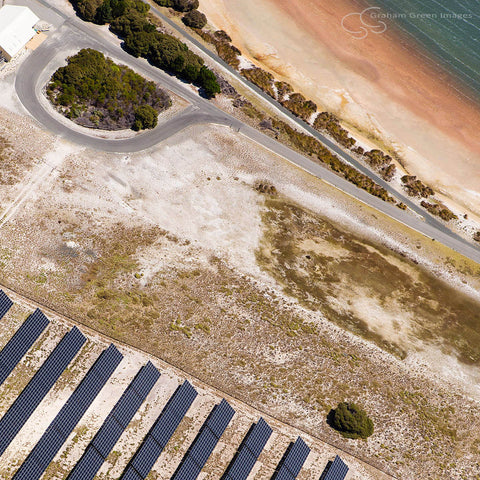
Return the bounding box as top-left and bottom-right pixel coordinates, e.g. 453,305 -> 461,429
0,94 -> 480,479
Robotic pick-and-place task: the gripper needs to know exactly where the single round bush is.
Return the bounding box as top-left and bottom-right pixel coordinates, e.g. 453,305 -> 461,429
133,104 -> 158,130
182,9 -> 207,29
329,402 -> 374,439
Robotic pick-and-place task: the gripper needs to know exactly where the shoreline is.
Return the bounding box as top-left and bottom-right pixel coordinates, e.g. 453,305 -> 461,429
198,0 -> 480,217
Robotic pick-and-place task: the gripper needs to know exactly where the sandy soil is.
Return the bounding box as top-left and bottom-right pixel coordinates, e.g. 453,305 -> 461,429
198,0 -> 480,216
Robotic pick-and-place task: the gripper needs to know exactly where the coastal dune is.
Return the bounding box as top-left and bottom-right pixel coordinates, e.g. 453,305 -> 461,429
199,0 -> 480,216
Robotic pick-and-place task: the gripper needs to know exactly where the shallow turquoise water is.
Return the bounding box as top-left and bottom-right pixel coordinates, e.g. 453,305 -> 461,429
362,0 -> 480,101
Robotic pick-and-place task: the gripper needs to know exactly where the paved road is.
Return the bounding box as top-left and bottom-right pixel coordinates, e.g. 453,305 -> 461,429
14,0 -> 480,265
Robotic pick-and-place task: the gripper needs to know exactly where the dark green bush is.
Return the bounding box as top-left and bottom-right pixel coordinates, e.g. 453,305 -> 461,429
133,104 -> 158,130
198,66 -> 220,98
182,9 -> 207,29
173,0 -> 198,12
329,402 -> 374,439
154,0 -> 198,11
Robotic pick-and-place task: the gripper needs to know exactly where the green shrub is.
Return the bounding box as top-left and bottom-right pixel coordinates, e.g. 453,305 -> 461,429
172,0 -> 198,12
182,9 -> 207,29
133,104 -> 158,130
198,66 -> 220,98
153,0 -> 198,10
329,401 -> 374,439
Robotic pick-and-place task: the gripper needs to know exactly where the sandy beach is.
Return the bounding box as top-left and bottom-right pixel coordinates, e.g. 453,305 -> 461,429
199,0 -> 480,216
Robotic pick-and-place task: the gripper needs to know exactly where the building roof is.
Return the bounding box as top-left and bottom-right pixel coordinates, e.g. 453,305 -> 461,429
0,5 -> 39,58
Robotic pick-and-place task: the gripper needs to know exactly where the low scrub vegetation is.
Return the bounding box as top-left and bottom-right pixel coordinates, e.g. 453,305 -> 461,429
194,29 -> 241,69
420,201 -> 458,222
363,149 -> 396,181
270,118 -> 395,202
313,111 -> 355,149
240,67 -> 276,97
280,93 -> 317,122
329,401 -> 374,439
275,81 -> 293,101
47,49 -> 170,130
401,175 -> 434,198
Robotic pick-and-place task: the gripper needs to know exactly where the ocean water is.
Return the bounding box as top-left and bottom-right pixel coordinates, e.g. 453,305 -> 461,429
364,0 -> 480,102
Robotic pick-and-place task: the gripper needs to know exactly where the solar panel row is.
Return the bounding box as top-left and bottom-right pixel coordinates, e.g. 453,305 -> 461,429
172,399 -> 235,480
0,326 -> 86,457
0,308 -> 49,386
67,361 -> 160,480
120,380 -> 197,480
321,455 -> 349,480
223,417 -> 273,480
0,290 -> 13,321
13,344 -> 123,480
272,437 -> 310,480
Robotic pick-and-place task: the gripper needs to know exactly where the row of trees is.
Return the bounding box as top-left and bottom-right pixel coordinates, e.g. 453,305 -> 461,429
69,0 -> 220,97
111,11 -> 219,97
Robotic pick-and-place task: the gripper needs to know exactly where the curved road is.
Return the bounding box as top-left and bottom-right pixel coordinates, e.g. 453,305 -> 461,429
15,0 -> 480,265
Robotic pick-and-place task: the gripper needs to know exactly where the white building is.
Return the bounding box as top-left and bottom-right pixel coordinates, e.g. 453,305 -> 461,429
0,5 -> 39,61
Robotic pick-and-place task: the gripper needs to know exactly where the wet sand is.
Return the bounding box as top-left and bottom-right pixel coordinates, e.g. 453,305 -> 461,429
199,0 -> 480,215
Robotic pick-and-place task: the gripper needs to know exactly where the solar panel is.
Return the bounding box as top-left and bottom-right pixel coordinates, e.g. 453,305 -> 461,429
0,290 -> 13,320
172,399 -> 235,480
0,327 -> 86,456
273,470 -> 294,480
75,446 -> 105,476
0,308 -> 49,386
130,361 -> 160,400
66,362 -> 160,480
111,388 -> 142,428
149,381 -> 197,447
130,435 -> 164,478
120,380 -> 197,479
273,437 -> 310,479
12,344 -> 123,480
225,447 -> 257,480
244,418 -> 272,457
207,399 -> 236,438
222,418 -> 272,480
173,456 -> 201,480
122,466 -> 143,480
91,415 -> 125,457
321,455 -> 349,480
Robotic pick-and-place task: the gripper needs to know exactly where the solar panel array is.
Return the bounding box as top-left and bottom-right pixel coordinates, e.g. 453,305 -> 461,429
12,344 -> 123,480
0,290 -> 13,321
0,326 -> 86,457
0,298 -> 349,480
0,308 -> 49,386
222,417 -> 273,480
172,398 -> 235,480
321,455 -> 349,480
273,436 -> 310,480
120,380 -> 197,480
67,361 -> 161,480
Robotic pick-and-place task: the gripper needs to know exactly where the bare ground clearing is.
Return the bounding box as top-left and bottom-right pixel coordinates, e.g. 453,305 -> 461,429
0,110 -> 480,478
